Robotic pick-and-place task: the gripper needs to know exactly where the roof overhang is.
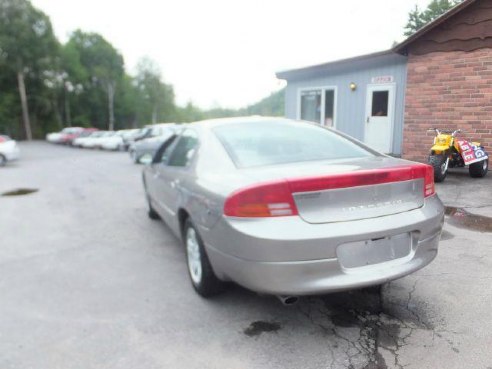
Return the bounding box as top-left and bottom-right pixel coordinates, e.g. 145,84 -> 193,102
393,0 -> 477,54
276,50 -> 405,81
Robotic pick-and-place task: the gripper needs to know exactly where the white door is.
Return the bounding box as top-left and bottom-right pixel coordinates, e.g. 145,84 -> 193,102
365,84 -> 395,153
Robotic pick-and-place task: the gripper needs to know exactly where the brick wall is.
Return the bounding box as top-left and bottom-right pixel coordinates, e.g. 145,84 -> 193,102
403,49 -> 492,162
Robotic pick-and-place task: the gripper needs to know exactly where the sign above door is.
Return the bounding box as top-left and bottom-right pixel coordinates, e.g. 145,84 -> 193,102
371,76 -> 394,84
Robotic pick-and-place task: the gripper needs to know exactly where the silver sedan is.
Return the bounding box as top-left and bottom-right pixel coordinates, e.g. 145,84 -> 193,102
142,117 -> 444,301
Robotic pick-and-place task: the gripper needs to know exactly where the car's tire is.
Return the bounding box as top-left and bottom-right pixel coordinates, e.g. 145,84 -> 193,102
469,158 -> 488,178
0,154 -> 6,167
429,154 -> 447,182
184,219 -> 224,297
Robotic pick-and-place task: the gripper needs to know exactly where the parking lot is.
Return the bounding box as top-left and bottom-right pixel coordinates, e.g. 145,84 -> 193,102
1,142 -> 491,369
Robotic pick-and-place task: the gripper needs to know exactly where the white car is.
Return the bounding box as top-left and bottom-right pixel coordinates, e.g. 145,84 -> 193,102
81,131 -> 114,149
73,131 -> 104,148
46,127 -> 84,143
0,135 -> 20,166
100,130 -> 128,151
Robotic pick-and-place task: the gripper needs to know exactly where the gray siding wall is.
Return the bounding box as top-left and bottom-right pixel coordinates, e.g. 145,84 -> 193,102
283,56 -> 407,155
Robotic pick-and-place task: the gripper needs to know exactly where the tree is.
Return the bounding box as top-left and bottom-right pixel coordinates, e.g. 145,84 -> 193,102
0,0 -> 58,139
404,0 -> 463,36
200,89 -> 285,120
404,6 -> 427,37
66,30 -> 124,130
136,58 -> 164,124
134,57 -> 177,125
59,43 -> 86,126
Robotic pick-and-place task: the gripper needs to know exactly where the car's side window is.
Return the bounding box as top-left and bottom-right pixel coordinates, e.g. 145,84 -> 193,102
167,129 -> 199,167
154,136 -> 178,164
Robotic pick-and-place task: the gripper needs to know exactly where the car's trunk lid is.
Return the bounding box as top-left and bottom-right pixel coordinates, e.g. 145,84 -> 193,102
235,156 -> 429,224
292,177 -> 424,224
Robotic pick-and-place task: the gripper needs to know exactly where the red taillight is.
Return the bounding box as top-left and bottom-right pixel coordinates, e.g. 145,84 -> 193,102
224,180 -> 299,217
423,164 -> 435,197
224,164 -> 435,218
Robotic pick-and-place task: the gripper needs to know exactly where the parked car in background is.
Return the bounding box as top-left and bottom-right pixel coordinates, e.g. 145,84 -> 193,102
103,129 -> 142,151
46,127 -> 84,143
0,135 -> 20,166
100,130 -> 127,151
142,117 -> 444,301
129,124 -> 179,163
73,131 -> 104,148
124,124 -> 177,151
119,129 -> 141,150
124,127 -> 152,149
62,128 -> 98,145
80,131 -> 115,149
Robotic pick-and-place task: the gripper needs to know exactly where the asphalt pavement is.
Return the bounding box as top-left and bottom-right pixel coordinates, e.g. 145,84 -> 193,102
1,142 -> 491,369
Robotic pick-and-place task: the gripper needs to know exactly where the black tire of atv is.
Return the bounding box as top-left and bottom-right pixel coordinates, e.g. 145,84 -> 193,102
429,155 -> 447,182
184,219 -> 224,297
469,159 -> 488,178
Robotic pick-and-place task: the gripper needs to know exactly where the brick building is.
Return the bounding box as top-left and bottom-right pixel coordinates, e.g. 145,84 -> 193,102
397,0 -> 492,161
277,0 -> 492,162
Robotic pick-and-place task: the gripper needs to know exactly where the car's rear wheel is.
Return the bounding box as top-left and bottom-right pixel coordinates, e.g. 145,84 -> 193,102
0,154 -> 6,167
429,154 -> 447,182
469,159 -> 488,178
184,219 -> 224,297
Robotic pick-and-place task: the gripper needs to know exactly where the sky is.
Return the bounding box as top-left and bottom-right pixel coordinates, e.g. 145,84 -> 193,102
31,0 -> 432,109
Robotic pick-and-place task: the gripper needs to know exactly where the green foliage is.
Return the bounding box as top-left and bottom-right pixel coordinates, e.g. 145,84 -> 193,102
134,57 -> 175,124
0,0 -> 59,138
201,89 -> 285,120
0,0 -> 58,72
0,0 -> 285,139
404,0 -> 463,36
242,89 -> 284,116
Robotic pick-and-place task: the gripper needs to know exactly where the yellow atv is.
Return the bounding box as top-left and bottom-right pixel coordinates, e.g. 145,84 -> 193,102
428,128 -> 488,182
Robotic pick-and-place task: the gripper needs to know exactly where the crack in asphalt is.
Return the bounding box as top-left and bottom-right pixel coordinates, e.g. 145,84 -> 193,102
295,281 -> 461,369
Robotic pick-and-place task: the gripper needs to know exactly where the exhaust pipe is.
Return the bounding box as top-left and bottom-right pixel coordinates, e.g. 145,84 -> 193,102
277,295 -> 299,306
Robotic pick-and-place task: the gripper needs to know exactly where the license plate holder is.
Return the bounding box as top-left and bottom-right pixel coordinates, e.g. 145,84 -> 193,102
337,233 -> 411,269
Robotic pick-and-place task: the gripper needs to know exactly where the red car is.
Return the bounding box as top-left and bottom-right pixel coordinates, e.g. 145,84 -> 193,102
62,128 -> 99,145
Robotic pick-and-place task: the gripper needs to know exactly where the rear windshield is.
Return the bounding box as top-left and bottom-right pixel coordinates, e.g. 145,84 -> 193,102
213,120 -> 374,168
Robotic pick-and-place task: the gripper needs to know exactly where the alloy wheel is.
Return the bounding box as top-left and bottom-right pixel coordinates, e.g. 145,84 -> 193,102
186,227 -> 202,285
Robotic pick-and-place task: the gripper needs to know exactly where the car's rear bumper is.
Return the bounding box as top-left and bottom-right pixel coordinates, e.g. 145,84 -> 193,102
206,231 -> 439,295
204,195 -> 444,295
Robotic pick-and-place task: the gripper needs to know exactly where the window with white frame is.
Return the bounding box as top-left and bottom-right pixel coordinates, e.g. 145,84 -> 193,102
299,88 -> 336,127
